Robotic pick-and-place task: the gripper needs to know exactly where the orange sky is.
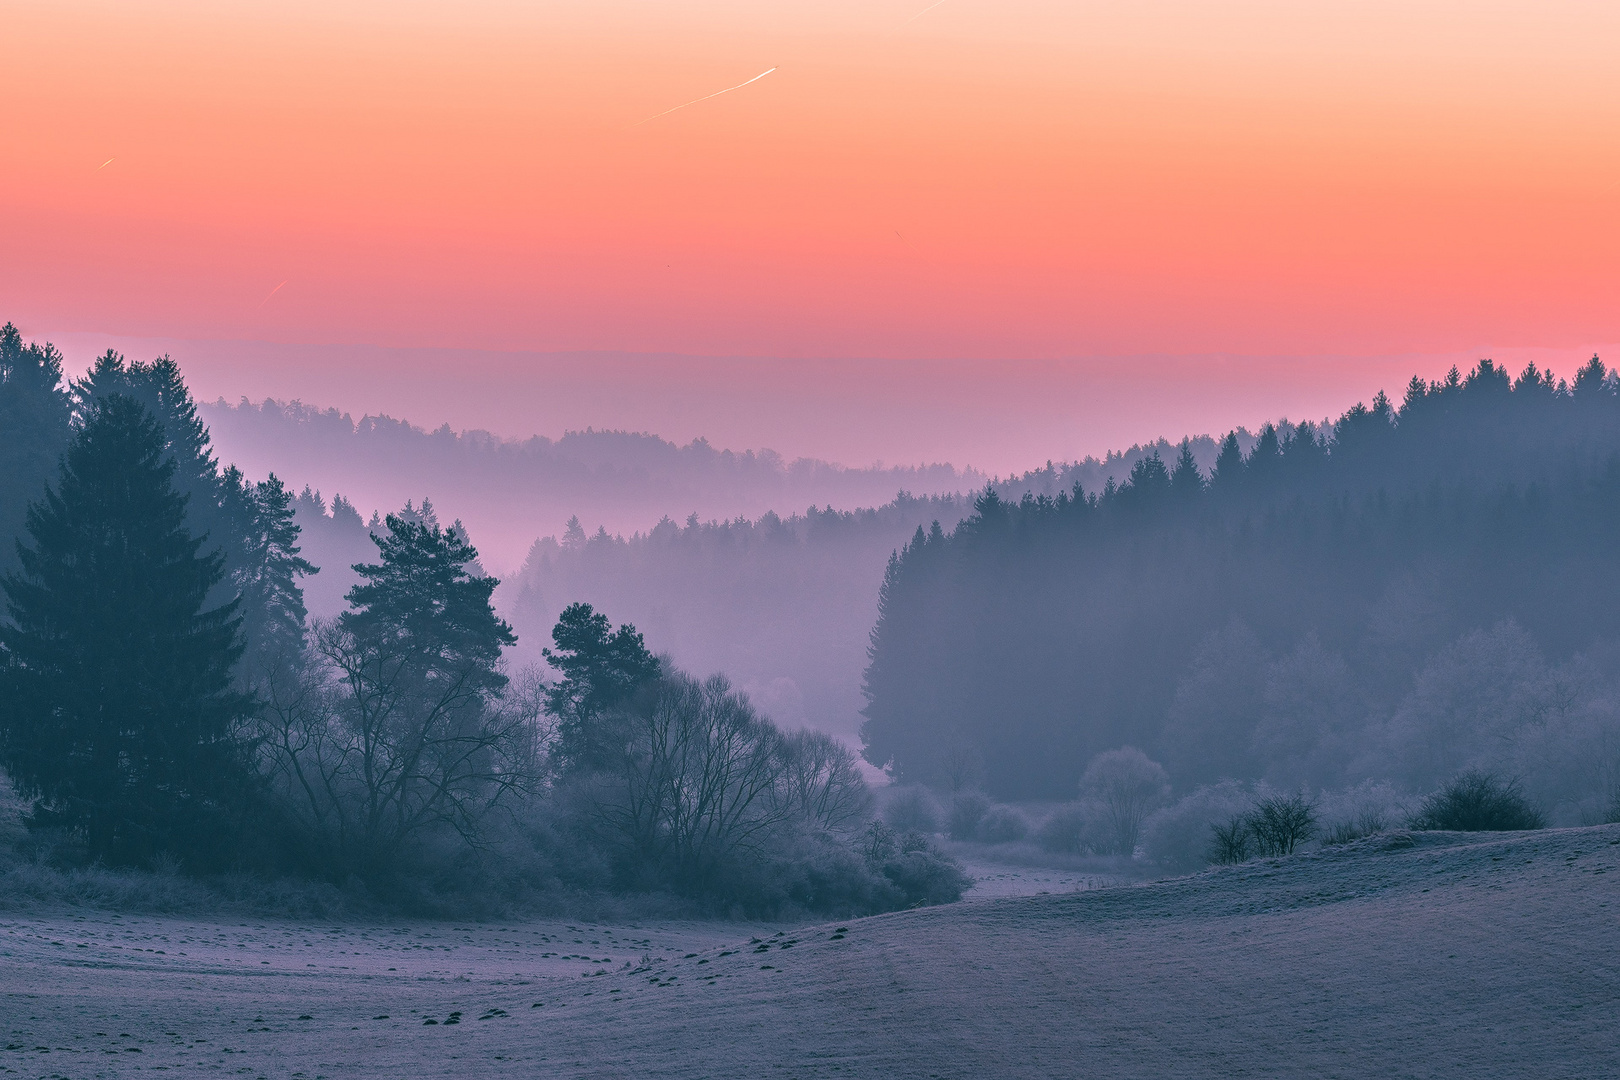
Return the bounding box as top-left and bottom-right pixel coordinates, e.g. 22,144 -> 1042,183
4,0 -> 1618,467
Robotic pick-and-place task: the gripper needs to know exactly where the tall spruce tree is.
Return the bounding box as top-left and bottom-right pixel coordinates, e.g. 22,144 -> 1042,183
0,395 -> 251,864
1169,438 -> 1205,500
0,324 -> 72,581
72,351 -> 310,683
229,470 -> 317,686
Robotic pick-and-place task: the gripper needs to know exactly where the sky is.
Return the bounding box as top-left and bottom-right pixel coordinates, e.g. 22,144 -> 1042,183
5,0 -> 1619,472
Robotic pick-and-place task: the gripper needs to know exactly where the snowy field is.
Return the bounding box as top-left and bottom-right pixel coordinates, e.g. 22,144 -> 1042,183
3,825 -> 1617,1078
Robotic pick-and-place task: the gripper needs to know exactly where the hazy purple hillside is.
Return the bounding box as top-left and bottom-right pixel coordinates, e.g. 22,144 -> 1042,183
199,394 -> 1258,748
199,398 -> 987,570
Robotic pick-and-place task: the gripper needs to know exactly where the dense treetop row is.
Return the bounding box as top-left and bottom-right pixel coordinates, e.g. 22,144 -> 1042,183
862,358 -> 1620,809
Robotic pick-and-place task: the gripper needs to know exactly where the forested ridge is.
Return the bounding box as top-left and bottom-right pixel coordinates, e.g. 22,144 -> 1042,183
0,326 -> 965,912
863,358 -> 1620,814
199,396 -> 986,563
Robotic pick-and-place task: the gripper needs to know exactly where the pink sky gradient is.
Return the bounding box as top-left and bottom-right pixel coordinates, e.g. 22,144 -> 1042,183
5,0 -> 1618,471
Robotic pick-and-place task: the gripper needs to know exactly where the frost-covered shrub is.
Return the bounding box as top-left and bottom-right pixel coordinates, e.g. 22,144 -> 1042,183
856,819 -> 970,905
708,821 -> 971,914
948,791 -> 992,841
882,785 -> 943,835
1317,780 -> 1414,846
1034,801 -> 1109,854
1363,629 -> 1620,824
1141,780 -> 1259,872
1210,816 -> 1252,864
975,804 -> 1030,844
754,833 -> 902,916
1080,747 -> 1170,855
1320,817 -> 1381,846
879,845 -> 973,906
1410,771 -> 1546,831
1246,793 -> 1317,856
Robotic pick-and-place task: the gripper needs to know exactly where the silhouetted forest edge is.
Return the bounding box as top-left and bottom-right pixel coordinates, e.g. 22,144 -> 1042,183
0,327 -> 963,918
4,322 -> 1617,920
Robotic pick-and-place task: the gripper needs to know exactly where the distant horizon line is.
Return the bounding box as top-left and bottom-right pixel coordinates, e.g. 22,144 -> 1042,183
27,324 -> 1613,368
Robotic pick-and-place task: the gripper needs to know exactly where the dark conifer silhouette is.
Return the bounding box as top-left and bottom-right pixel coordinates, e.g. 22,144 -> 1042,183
232,471 -> 318,684
0,395 -> 251,864
541,602 -> 661,772
0,324 -> 72,581
862,358 -> 1620,797
1169,439 -> 1204,500
72,351 -> 313,680
339,514 -> 514,671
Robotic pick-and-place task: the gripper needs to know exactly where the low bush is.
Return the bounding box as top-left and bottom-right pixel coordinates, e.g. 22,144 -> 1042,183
1141,780 -> 1258,872
1410,771 -> 1547,831
1319,814 -> 1387,847
882,785 -> 944,835
975,804 -> 1030,844
948,791 -> 992,841
880,845 -> 974,906
857,820 -> 971,907
1035,802 -> 1106,854
1315,780 -> 1413,846
1207,794 -> 1316,863
0,856 -> 352,918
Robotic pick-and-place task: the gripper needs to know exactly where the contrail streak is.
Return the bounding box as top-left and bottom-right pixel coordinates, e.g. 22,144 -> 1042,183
98,158 -> 115,170
258,280 -> 287,307
633,67 -> 777,127
900,0 -> 947,27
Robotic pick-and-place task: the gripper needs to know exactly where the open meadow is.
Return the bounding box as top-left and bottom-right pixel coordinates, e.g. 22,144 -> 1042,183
3,825 -> 1615,1079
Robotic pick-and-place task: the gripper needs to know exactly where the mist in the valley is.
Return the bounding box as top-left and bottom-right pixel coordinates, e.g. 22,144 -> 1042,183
197,397 -> 986,571
204,355 -> 1620,869
4,325 -> 1619,925
278,418 -> 1248,747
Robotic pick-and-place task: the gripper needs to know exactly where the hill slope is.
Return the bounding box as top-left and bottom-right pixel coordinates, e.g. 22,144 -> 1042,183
4,826 -> 1616,1077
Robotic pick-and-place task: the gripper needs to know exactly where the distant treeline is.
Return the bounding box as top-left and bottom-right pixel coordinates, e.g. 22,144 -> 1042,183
487,441 -> 1257,746
863,358 -> 1620,821
198,397 -> 988,561
502,497 -> 975,743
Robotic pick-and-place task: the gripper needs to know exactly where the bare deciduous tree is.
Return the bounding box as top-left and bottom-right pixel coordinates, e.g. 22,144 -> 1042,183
583,672 -> 793,886
1246,792 -> 1318,855
773,729 -> 873,834
1209,815 -> 1253,864
574,673 -> 878,888
254,622 -> 540,873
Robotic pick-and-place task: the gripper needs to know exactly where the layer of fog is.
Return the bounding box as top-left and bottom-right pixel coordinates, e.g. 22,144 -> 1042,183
199,398 -> 986,572
265,405 -> 1249,748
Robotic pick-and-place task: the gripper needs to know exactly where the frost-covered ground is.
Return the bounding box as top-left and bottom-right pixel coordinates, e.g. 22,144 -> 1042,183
3,825 -> 1617,1078
953,852 -> 1120,899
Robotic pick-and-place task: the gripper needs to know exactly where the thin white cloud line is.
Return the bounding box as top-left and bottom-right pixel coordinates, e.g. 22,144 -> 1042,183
258,280 -> 287,307
632,67 -> 777,127
900,0 -> 948,28
98,157 -> 115,170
